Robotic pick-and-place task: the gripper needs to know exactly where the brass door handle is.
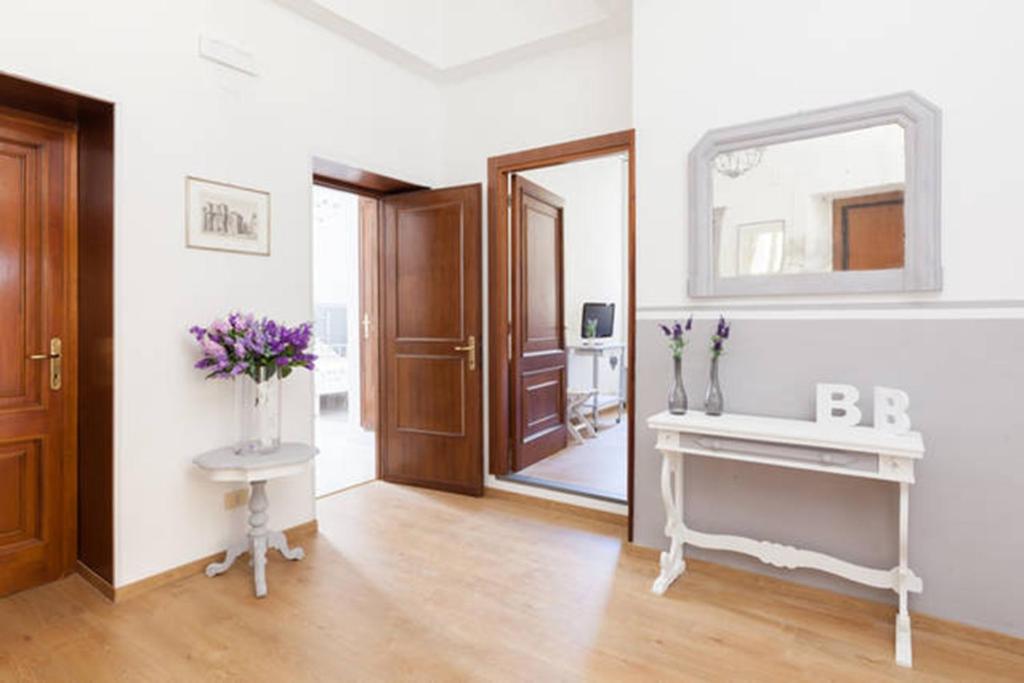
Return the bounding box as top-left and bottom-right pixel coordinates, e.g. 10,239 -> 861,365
27,337 -> 62,390
454,335 -> 476,371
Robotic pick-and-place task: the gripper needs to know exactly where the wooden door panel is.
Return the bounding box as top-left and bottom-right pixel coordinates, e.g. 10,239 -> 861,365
0,109 -> 76,598
0,142 -> 43,409
395,354 -> 465,436
832,191 -> 905,271
511,176 -> 568,471
0,440 -> 41,545
380,185 -> 482,495
524,199 -> 560,352
523,366 -> 564,435
395,203 -> 463,341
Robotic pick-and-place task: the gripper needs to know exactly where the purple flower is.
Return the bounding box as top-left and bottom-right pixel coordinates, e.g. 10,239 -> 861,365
711,315 -> 731,358
201,337 -> 226,358
189,312 -> 317,382
660,318 -> 690,359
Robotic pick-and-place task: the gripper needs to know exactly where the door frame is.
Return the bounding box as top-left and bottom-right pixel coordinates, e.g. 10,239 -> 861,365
311,161 -> 427,488
487,129 -> 637,538
0,74 -> 115,591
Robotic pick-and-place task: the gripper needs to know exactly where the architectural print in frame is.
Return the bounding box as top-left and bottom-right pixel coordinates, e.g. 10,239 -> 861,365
186,176 -> 271,255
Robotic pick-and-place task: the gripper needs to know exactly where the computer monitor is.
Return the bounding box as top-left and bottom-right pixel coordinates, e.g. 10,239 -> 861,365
581,302 -> 615,338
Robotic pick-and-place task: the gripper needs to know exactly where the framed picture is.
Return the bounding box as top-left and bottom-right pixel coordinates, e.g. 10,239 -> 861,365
185,176 -> 270,255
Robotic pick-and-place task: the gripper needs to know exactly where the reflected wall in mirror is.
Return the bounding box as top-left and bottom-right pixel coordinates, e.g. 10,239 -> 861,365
714,124 -> 905,278
689,92 -> 941,297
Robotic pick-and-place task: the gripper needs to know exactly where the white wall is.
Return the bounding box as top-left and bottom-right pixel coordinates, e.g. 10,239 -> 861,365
636,0 -> 1024,309
440,29 -> 632,186
522,155 -> 628,394
0,0 -> 442,586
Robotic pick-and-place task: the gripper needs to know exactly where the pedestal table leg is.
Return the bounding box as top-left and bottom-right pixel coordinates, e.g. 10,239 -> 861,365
205,540 -> 249,577
249,480 -> 270,598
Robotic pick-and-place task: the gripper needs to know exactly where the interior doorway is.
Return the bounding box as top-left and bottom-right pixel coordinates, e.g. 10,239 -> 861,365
311,161 -> 484,498
311,183 -> 378,496
488,131 -> 636,527
509,155 -> 629,501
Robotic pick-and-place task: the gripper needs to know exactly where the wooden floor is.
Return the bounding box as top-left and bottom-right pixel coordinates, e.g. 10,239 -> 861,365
1,482 -> 1021,681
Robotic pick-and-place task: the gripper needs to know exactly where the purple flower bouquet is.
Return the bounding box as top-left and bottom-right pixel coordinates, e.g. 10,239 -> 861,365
189,312 -> 317,382
189,312 -> 317,453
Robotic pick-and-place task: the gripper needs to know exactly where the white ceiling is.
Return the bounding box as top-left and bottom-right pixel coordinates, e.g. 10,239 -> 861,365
275,0 -> 630,80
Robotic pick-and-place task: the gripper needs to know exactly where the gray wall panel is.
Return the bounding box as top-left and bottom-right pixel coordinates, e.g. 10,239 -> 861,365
633,317 -> 1024,636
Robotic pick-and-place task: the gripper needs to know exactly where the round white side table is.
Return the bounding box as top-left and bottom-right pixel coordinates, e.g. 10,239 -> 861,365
193,443 -> 317,598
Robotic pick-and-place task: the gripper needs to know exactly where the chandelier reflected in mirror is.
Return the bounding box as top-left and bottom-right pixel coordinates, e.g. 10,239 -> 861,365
713,147 -> 765,179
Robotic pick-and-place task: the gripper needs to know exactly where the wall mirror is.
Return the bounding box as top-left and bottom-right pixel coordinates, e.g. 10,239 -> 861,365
688,92 -> 941,297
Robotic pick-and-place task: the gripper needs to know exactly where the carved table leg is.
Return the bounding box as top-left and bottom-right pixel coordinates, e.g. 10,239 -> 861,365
895,481 -> 913,667
205,539 -> 249,577
268,530 -> 305,561
652,451 -> 686,594
249,480 -> 270,598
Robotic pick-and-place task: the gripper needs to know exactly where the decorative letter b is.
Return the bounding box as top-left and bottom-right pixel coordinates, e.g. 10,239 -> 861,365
816,383 -> 862,427
874,386 -> 911,434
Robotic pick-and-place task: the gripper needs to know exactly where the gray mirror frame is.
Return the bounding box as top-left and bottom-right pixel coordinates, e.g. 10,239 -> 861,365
688,92 -> 942,298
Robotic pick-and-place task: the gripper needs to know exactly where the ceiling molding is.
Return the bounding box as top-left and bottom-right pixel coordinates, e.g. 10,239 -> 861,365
273,0 -> 440,79
273,0 -> 630,84
435,10 -> 629,84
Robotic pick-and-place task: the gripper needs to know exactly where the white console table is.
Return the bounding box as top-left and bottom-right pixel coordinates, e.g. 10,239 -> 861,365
647,410 -> 924,667
193,443 -> 317,598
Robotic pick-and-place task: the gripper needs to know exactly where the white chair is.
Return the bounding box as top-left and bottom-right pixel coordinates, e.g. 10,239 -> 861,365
566,389 -> 598,444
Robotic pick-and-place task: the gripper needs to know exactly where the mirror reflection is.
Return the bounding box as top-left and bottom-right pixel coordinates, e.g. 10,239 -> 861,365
713,124 -> 905,278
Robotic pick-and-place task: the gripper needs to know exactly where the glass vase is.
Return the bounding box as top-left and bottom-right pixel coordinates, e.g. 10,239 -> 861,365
705,356 -> 724,416
235,368 -> 281,454
668,356 -> 687,415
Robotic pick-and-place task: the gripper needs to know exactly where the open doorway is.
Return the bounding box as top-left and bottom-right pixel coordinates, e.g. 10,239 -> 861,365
311,182 -> 378,496
488,131 -> 636,516
310,162 -> 484,498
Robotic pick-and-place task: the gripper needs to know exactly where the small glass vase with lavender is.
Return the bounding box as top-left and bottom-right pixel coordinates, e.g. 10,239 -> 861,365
189,313 -> 317,454
704,315 -> 730,416
660,316 -> 692,415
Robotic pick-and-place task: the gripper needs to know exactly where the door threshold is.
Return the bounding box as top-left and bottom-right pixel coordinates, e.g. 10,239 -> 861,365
498,473 -> 627,505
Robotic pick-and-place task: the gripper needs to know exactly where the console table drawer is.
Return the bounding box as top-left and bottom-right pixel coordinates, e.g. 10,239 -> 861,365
660,431 -> 879,473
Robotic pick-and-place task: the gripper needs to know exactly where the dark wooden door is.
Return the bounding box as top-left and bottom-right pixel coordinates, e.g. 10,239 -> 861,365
358,196 -> 379,432
379,185 -> 483,495
510,175 -> 567,471
0,108 -> 77,597
832,190 -> 905,271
